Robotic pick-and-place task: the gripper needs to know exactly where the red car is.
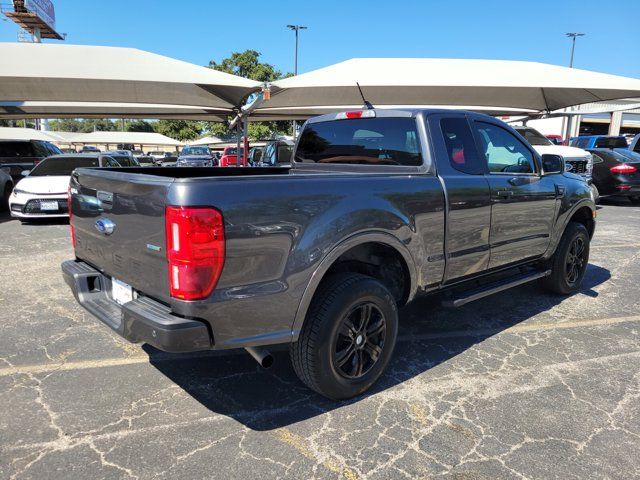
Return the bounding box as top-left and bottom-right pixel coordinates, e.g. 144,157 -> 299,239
545,134 -> 564,145
219,147 -> 245,167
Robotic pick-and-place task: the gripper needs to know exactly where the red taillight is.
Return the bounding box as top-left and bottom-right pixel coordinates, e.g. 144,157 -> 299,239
346,111 -> 364,119
68,187 -> 76,248
165,206 -> 225,300
336,110 -> 376,120
610,164 -> 637,174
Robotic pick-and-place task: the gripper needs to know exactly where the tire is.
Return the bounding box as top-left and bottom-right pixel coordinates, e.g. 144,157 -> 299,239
290,273 -> 398,400
542,222 -> 590,295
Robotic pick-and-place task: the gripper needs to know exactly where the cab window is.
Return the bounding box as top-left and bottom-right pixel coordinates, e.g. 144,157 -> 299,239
440,117 -> 483,174
474,122 -> 536,174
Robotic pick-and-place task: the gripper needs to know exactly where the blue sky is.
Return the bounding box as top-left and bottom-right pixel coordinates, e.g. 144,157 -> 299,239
1,0 -> 639,78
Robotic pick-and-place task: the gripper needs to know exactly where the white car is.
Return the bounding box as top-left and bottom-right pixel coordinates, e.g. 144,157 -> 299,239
514,126 -> 598,201
9,154 -> 120,221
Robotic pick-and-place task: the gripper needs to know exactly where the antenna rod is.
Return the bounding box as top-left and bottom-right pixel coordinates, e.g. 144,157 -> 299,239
356,82 -> 374,110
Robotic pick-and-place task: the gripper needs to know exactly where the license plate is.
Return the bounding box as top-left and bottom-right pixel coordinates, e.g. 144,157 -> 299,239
112,278 -> 134,305
40,201 -> 59,211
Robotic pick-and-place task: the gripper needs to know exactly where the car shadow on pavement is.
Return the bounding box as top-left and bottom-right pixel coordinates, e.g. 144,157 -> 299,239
0,211 -> 15,224
145,263 -> 611,431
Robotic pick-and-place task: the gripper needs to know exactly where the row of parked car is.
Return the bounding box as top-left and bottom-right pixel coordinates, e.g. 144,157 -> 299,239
2,128 -> 640,221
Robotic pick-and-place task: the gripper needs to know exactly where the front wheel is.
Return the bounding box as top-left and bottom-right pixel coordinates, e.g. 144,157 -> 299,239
290,273 -> 398,400
542,222 -> 590,295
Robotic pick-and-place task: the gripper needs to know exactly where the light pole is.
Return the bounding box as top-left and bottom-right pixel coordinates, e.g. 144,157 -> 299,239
287,25 -> 307,137
563,33 -> 585,141
566,32 -> 584,68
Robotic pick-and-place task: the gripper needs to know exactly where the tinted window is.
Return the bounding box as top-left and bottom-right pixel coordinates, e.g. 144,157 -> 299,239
29,157 -> 100,176
573,138 -> 588,148
109,154 -> 134,166
594,137 -> 628,148
474,122 -> 536,174
102,156 -> 121,167
45,142 -> 62,155
516,128 -> 552,146
33,141 -> 51,157
440,117 -> 483,174
296,117 -> 422,166
181,146 -> 210,156
0,141 -> 35,157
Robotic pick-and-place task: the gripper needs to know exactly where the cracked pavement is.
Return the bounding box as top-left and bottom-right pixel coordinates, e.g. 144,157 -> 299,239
1,199 -> 639,479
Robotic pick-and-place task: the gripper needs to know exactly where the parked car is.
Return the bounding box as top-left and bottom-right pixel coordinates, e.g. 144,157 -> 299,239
0,139 -> 63,182
219,146 -> 244,167
514,126 -> 598,199
588,148 -> 640,202
81,146 -> 101,153
570,135 -> 629,149
259,139 -> 294,167
10,154 -> 121,221
248,146 -> 264,166
60,148 -> 78,154
545,134 -> 564,145
0,167 -> 13,210
131,149 -> 154,165
148,151 -> 177,165
103,151 -> 141,167
62,109 -> 595,400
176,145 -> 214,167
628,134 -> 640,154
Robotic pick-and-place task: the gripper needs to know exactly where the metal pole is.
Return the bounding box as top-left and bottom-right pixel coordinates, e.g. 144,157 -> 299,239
564,33 -> 585,141
287,25 -> 307,139
569,36 -> 576,68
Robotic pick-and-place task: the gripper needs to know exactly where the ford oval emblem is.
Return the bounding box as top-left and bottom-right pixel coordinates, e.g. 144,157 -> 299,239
565,162 -> 573,172
95,218 -> 116,235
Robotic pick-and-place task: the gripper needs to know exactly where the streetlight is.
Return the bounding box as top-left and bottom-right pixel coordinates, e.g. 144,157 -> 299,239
566,32 -> 585,68
287,25 -> 307,138
286,25 -> 307,75
564,33 -> 585,142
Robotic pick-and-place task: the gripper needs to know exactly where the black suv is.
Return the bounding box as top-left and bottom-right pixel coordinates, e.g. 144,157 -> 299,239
0,139 -> 63,182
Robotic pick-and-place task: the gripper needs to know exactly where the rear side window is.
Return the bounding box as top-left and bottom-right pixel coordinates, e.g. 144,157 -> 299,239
0,141 -> 35,157
594,137 -> 628,148
440,117 -> 483,174
296,117 -> 422,166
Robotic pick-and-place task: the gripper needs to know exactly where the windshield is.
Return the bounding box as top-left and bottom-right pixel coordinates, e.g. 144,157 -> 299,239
181,146 -> 210,156
296,117 -> 422,166
28,156 -> 100,176
517,128 -> 552,146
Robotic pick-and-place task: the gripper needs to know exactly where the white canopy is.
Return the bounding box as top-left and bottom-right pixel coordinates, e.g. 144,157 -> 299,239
0,101 -> 227,121
188,135 -> 224,146
260,58 -> 640,115
70,131 -> 182,146
0,43 -> 261,112
0,126 -> 60,141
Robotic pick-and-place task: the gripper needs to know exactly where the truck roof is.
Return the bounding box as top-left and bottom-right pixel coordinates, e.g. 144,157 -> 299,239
306,108 -> 499,124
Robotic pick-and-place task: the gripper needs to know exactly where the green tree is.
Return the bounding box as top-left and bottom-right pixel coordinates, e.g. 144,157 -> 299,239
126,120 -> 154,133
207,50 -> 293,139
49,119 -> 83,132
154,120 -> 201,141
209,50 -> 285,82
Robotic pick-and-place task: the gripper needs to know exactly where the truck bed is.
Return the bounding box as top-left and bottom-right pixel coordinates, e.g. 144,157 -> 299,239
93,166 -> 291,178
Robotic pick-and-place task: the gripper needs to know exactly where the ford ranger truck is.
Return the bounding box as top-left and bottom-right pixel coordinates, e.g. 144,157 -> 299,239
62,109 -> 596,400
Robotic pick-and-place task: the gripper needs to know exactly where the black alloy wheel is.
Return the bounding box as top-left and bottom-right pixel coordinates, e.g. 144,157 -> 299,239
565,236 -> 586,286
333,302 -> 386,379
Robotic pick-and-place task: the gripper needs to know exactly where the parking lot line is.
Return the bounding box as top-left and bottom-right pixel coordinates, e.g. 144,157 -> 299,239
1,313 -> 639,378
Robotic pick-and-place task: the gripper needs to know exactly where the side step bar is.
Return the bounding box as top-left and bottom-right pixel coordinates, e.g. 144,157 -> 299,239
441,269 -> 552,308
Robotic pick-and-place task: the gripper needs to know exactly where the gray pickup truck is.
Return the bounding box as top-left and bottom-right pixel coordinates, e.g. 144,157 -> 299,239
62,109 -> 596,399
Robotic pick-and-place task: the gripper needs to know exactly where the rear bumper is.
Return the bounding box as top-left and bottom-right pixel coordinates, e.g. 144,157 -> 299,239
62,260 -> 212,353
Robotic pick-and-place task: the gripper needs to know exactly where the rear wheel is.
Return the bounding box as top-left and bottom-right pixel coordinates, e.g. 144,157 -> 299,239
542,222 -> 590,295
290,273 -> 398,400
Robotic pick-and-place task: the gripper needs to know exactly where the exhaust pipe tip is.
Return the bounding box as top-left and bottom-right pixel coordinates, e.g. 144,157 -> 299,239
245,346 -> 274,369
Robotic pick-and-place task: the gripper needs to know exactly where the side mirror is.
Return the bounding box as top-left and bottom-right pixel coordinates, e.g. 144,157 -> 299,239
541,154 -> 564,175
21,169 -> 30,177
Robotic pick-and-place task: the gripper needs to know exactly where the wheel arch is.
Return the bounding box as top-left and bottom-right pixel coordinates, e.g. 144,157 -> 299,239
291,232 -> 417,341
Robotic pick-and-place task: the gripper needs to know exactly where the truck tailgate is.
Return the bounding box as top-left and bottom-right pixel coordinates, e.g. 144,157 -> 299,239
70,169 -> 172,302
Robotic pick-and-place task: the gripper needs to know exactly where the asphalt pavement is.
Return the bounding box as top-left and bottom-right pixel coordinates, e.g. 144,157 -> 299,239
1,199 -> 639,479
